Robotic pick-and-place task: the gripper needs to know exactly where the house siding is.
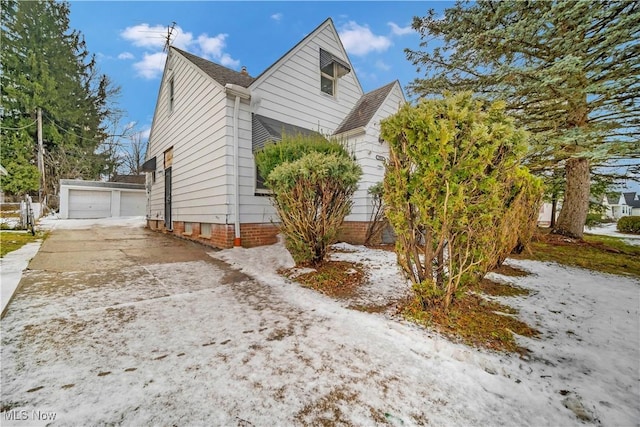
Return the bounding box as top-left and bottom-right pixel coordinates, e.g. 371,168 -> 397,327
145,19 -> 405,248
146,50 -> 231,226
250,23 -> 363,135
346,83 -> 405,223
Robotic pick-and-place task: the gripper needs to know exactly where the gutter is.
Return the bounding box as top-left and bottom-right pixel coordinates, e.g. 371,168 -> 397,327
224,84 -> 251,247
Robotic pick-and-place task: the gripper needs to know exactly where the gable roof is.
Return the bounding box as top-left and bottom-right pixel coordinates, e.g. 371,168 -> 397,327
333,81 -> 397,135
250,18 -> 361,93
623,192 -> 640,208
171,47 -> 256,88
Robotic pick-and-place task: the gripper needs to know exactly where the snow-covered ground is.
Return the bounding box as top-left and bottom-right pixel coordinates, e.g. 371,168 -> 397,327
585,223 -> 640,246
215,242 -> 640,426
1,217 -> 638,425
38,214 -> 146,230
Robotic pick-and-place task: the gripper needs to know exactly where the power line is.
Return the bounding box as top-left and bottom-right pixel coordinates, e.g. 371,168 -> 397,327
0,119 -> 37,130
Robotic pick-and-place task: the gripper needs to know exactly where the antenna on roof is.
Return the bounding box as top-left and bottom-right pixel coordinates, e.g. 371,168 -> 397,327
163,21 -> 177,52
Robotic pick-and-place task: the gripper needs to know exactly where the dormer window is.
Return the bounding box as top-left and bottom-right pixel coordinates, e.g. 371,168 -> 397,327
319,49 -> 351,97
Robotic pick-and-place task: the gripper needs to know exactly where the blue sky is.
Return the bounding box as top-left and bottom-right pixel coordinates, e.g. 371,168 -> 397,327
68,1 -> 637,192
69,1 -> 450,140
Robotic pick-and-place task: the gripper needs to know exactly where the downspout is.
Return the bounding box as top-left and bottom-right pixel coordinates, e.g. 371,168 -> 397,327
232,95 -> 241,246
224,84 -> 251,247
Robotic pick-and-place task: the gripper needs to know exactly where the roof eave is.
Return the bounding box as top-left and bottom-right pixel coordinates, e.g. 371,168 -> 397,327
333,126 -> 366,139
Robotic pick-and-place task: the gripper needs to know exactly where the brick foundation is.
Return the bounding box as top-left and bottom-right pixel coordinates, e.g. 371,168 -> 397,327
146,219 -> 382,248
336,221 -> 381,245
146,220 -> 279,249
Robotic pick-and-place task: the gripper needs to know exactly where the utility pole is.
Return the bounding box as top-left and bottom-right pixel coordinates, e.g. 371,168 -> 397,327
37,107 -> 45,203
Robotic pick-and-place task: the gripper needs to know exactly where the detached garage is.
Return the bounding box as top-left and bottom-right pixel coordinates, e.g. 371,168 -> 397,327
59,179 -> 146,219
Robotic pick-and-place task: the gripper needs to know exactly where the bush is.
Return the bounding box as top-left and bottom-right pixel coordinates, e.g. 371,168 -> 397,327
585,213 -> 604,228
255,136 -> 361,265
381,92 -> 542,311
255,133 -> 352,181
617,216 -> 640,234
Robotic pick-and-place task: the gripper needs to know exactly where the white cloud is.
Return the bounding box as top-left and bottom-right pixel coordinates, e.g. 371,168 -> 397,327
133,52 -> 167,79
169,27 -> 196,50
271,13 -> 283,22
118,52 -> 134,60
219,53 -> 240,69
121,24 -> 168,49
139,127 -> 151,140
339,21 -> 392,56
387,22 -> 414,36
122,24 -> 241,77
375,60 -> 391,71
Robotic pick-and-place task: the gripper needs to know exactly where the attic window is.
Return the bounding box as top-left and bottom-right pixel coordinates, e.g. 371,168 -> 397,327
168,77 -> 175,113
320,49 -> 350,97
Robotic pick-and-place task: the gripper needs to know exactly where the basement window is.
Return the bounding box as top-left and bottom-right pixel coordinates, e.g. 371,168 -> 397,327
200,223 -> 211,238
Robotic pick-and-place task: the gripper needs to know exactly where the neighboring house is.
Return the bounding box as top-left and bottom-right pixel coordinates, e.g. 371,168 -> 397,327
623,192 -> 640,216
537,202 -> 560,227
143,18 -> 405,248
605,192 -> 633,219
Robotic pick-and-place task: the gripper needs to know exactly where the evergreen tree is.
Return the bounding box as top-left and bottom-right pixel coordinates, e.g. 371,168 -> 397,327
406,0 -> 640,238
0,0 -> 120,199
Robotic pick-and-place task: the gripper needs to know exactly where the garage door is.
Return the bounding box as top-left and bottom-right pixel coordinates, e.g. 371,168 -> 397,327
120,191 -> 146,216
68,190 -> 111,219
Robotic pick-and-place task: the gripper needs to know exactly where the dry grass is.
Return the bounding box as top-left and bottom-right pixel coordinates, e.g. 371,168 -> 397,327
513,229 -> 640,277
281,261 -> 366,299
402,286 -> 538,354
0,231 -> 44,257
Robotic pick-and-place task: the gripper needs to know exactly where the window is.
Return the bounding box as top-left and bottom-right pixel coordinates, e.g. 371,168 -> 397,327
200,223 -> 211,238
321,62 -> 336,96
184,222 -> 193,235
168,77 -> 174,113
319,49 -> 351,97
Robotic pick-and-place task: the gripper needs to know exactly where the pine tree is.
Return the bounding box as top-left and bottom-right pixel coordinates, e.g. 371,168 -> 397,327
0,0 -> 120,199
406,0 -> 640,238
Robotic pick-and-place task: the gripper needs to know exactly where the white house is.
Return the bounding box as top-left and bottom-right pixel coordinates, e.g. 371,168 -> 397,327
143,18 -> 405,248
623,192 -> 640,216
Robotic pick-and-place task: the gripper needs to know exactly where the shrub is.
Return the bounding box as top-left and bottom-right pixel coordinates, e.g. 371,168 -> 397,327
617,216 -> 640,234
585,213 -> 604,228
364,182 -> 387,245
381,92 -> 542,311
255,133 -> 352,181
256,137 -> 361,265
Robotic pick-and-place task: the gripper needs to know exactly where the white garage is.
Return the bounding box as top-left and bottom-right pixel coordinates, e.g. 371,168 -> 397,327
60,179 -> 146,219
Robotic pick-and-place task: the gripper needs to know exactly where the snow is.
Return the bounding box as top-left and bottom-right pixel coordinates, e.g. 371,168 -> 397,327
38,215 -> 146,230
0,239 -> 42,315
1,225 -> 638,425
585,223 -> 640,246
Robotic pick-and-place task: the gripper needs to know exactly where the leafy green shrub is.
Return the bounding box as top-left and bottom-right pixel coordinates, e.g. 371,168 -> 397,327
585,213 -> 604,228
381,92 -> 542,311
255,136 -> 361,265
255,133 -> 352,181
617,216 -> 640,234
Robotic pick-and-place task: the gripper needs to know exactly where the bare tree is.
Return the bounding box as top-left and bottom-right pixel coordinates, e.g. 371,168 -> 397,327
122,131 -> 148,175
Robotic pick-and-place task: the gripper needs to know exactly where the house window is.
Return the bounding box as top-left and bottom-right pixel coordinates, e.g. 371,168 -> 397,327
200,223 -> 211,238
168,77 -> 175,113
321,62 -> 336,96
319,49 -> 351,97
184,222 -> 193,235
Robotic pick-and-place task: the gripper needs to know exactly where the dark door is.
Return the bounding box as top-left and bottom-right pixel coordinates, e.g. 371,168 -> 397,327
164,167 -> 172,230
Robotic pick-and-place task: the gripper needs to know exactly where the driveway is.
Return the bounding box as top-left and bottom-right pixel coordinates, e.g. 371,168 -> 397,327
1,222 -> 638,426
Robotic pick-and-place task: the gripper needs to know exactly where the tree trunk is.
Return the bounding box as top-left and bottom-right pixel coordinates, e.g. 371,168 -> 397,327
550,196 -> 557,228
553,158 -> 590,239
